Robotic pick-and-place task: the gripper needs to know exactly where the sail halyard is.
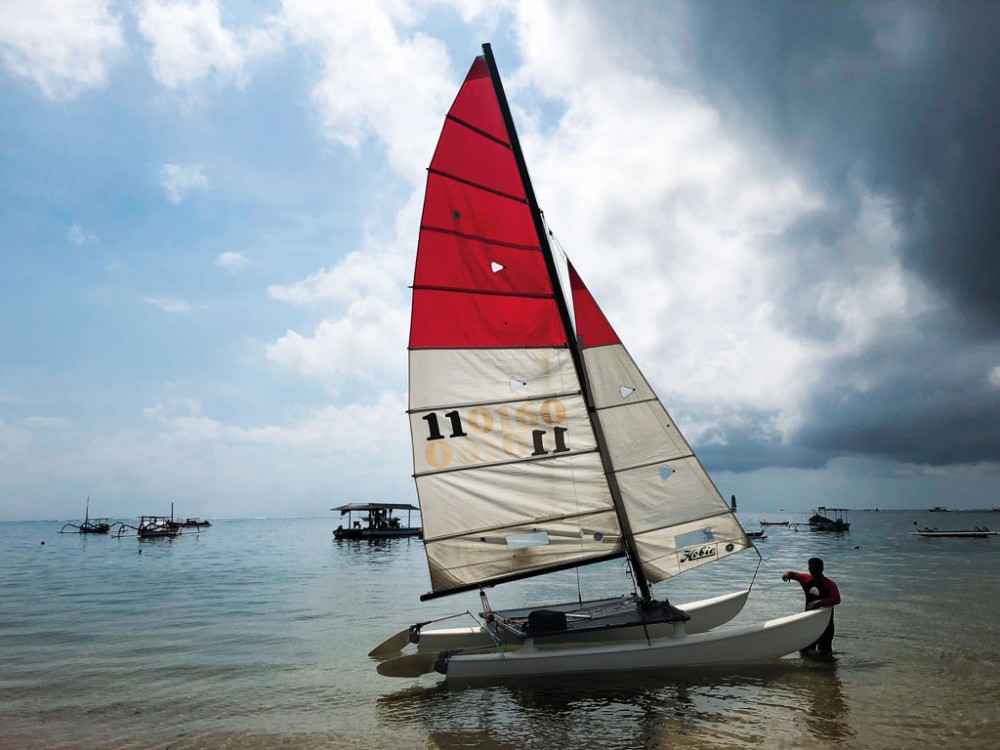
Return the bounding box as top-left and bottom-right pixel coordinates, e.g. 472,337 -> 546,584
479,44 -> 655,602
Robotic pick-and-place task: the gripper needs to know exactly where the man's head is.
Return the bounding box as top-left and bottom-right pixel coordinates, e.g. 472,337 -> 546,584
808,557 -> 824,575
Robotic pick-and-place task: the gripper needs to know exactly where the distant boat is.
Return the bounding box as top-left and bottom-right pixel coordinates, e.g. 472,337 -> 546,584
929,506 -> 949,512
808,507 -> 850,533
115,504 -> 188,539
178,517 -> 212,529
760,520 -> 789,526
332,503 -> 422,540
136,515 -> 180,539
746,530 -> 767,539
59,497 -> 113,534
912,522 -> 997,538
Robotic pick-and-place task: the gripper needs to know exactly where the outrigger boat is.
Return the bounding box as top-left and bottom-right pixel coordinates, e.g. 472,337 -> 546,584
178,517 -> 212,529
116,505 -> 204,538
807,507 -> 850,532
333,503 -> 422,539
136,515 -> 179,538
59,497 -> 113,534
371,44 -> 830,683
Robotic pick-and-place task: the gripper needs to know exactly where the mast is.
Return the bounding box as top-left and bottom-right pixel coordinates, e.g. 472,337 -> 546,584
480,44 -> 653,602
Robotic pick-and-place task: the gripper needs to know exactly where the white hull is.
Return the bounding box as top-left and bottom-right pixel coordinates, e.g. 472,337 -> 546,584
441,608 -> 831,681
415,589 -> 750,652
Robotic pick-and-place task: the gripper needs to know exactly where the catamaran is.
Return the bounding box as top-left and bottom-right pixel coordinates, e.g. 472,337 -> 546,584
372,43 -> 829,682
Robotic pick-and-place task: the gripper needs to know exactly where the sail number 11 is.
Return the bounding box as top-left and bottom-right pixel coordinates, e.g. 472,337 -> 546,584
421,400 -> 570,469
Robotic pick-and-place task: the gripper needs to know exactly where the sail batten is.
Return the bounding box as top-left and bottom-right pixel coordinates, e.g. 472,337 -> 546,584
426,167 -> 528,204
445,114 -> 515,148
410,285 -> 554,301
418,225 -> 540,253
413,446 -> 600,480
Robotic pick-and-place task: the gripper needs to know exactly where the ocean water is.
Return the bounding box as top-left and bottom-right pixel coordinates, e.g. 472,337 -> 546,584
2,510 -> 998,749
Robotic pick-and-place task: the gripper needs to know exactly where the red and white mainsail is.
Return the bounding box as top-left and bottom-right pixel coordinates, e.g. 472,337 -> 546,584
409,48 -> 748,600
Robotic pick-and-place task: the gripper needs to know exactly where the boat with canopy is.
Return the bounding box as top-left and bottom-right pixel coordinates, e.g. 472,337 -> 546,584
332,502 -> 422,539
372,43 -> 830,682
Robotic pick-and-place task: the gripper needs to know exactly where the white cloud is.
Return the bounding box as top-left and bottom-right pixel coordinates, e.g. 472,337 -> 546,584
281,0 -> 473,177
68,224 -> 99,245
216,251 -> 249,274
137,0 -> 282,89
0,0 -> 124,100
159,162 -> 209,203
143,296 -> 196,314
490,6 -> 934,449
265,194 -> 420,391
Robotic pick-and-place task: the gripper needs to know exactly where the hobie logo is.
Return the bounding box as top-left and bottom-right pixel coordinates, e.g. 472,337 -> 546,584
679,545 -> 717,564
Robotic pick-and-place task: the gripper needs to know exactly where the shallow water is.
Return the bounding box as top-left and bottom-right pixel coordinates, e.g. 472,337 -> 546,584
2,510 -> 998,748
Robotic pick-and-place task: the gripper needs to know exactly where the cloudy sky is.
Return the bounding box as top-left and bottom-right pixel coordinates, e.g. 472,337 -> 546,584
1,0 -> 997,522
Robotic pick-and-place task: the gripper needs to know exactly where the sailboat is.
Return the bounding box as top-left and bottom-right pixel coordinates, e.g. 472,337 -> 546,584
373,43 -> 830,681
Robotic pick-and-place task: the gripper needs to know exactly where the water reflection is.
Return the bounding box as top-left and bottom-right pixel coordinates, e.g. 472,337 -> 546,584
376,658 -> 852,749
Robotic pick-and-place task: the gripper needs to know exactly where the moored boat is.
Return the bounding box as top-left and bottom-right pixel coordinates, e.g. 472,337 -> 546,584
179,517 -> 211,528
333,503 -> 421,539
808,507 -> 850,532
912,522 -> 998,538
59,497 -> 113,534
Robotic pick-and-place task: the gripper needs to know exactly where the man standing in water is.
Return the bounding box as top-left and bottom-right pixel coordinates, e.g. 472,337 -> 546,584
782,557 -> 841,654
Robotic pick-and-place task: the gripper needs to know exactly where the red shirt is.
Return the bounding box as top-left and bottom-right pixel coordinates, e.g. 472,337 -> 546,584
784,571 -> 841,608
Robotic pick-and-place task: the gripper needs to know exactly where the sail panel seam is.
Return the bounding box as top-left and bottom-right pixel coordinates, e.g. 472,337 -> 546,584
445,113 -> 512,149
427,167 -> 527,204
412,446 -> 599,479
632,510 -> 747,539
594,395 -> 659,411
419,224 -> 540,253
611,453 -> 697,473
419,551 -> 626,601
407,389 -> 584,414
411,284 -> 553,300
422,507 -> 621,544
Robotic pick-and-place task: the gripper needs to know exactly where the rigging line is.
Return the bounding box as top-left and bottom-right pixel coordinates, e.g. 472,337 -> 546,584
427,167 -> 527,204
748,555 -> 763,592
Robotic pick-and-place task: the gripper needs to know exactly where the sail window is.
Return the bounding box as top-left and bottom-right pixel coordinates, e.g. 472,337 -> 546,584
505,531 -> 550,549
675,528 -> 716,549
510,378 -> 526,391
491,261 -> 505,273
620,386 -> 635,398
659,467 -> 676,481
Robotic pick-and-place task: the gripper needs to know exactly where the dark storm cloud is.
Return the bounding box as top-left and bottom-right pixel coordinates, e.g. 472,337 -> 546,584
681,1 -> 1000,333
586,1 -> 1000,470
